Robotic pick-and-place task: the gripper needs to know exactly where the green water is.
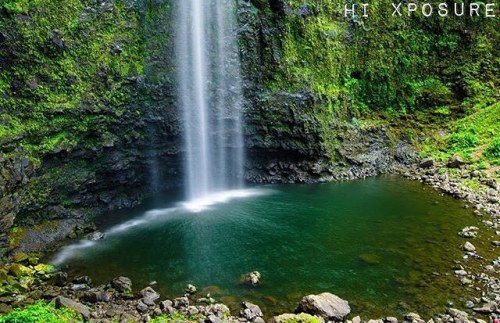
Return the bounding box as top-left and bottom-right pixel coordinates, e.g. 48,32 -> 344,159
52,176 -> 479,318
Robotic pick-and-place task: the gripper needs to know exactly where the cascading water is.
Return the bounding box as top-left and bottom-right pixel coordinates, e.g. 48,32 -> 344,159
176,0 -> 245,201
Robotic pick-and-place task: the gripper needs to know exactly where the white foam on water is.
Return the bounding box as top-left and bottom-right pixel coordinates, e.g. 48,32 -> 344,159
180,188 -> 269,212
50,188 -> 270,265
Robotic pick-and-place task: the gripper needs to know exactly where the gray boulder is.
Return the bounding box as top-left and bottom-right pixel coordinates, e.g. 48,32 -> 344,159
241,302 -> 263,321
447,154 -> 465,168
111,276 -> 132,293
54,296 -> 90,320
296,293 -> 351,321
140,286 -> 160,306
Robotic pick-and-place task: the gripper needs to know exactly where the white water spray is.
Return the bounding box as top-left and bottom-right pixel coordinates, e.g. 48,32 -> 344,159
176,0 -> 245,200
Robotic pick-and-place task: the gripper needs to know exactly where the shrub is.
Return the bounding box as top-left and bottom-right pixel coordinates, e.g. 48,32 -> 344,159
449,132 -> 478,150
0,302 -> 80,323
485,138 -> 500,158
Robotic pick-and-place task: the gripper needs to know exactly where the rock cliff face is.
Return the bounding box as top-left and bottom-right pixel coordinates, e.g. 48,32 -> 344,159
0,0 -> 418,258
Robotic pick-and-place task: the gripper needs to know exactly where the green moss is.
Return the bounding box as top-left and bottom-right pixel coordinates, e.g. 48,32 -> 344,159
0,301 -> 81,323
0,0 -> 146,160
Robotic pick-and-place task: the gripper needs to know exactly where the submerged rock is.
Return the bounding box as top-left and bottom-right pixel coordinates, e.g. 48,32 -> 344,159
242,271 -> 262,286
296,293 -> 351,321
184,283 -> 197,294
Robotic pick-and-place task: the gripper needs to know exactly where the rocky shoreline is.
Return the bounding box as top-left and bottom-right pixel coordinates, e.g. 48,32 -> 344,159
0,158 -> 499,322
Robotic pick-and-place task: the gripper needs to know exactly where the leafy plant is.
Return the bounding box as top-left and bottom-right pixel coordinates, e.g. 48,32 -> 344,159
0,302 -> 80,323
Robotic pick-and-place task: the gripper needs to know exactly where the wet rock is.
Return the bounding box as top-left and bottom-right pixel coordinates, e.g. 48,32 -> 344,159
54,296 -> 90,320
447,155 -> 465,168
9,263 -> 33,277
296,293 -> 350,321
273,313 -> 325,323
462,241 -> 476,252
88,231 -> 105,241
241,302 -> 263,321
419,158 -> 435,169
184,284 -> 197,294
12,252 -> 29,263
111,276 -> 132,293
242,271 -> 261,286
140,286 -> 160,306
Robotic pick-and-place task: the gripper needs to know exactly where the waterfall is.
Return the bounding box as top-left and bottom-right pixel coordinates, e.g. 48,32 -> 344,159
175,0 -> 245,201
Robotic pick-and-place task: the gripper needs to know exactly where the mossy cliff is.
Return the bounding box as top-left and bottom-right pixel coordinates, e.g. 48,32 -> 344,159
240,0 -> 498,180
0,0 -> 179,259
0,0 -> 498,258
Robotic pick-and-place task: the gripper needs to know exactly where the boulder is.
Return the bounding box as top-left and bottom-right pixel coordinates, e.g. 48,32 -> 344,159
242,271 -> 261,286
111,276 -> 132,293
53,272 -> 68,287
140,286 -> 160,306
447,155 -> 465,168
54,296 -> 90,320
419,158 -> 435,169
296,293 -> 350,321
240,302 -> 263,321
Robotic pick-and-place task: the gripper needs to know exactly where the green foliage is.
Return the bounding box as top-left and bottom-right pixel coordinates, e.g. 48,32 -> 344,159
150,312 -> 206,323
449,131 -> 478,150
0,302 -> 81,323
267,0 -> 498,114
485,138 -> 500,159
0,0 -> 146,160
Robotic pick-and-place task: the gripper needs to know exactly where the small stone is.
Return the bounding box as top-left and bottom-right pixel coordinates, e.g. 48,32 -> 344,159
462,241 -> 476,252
